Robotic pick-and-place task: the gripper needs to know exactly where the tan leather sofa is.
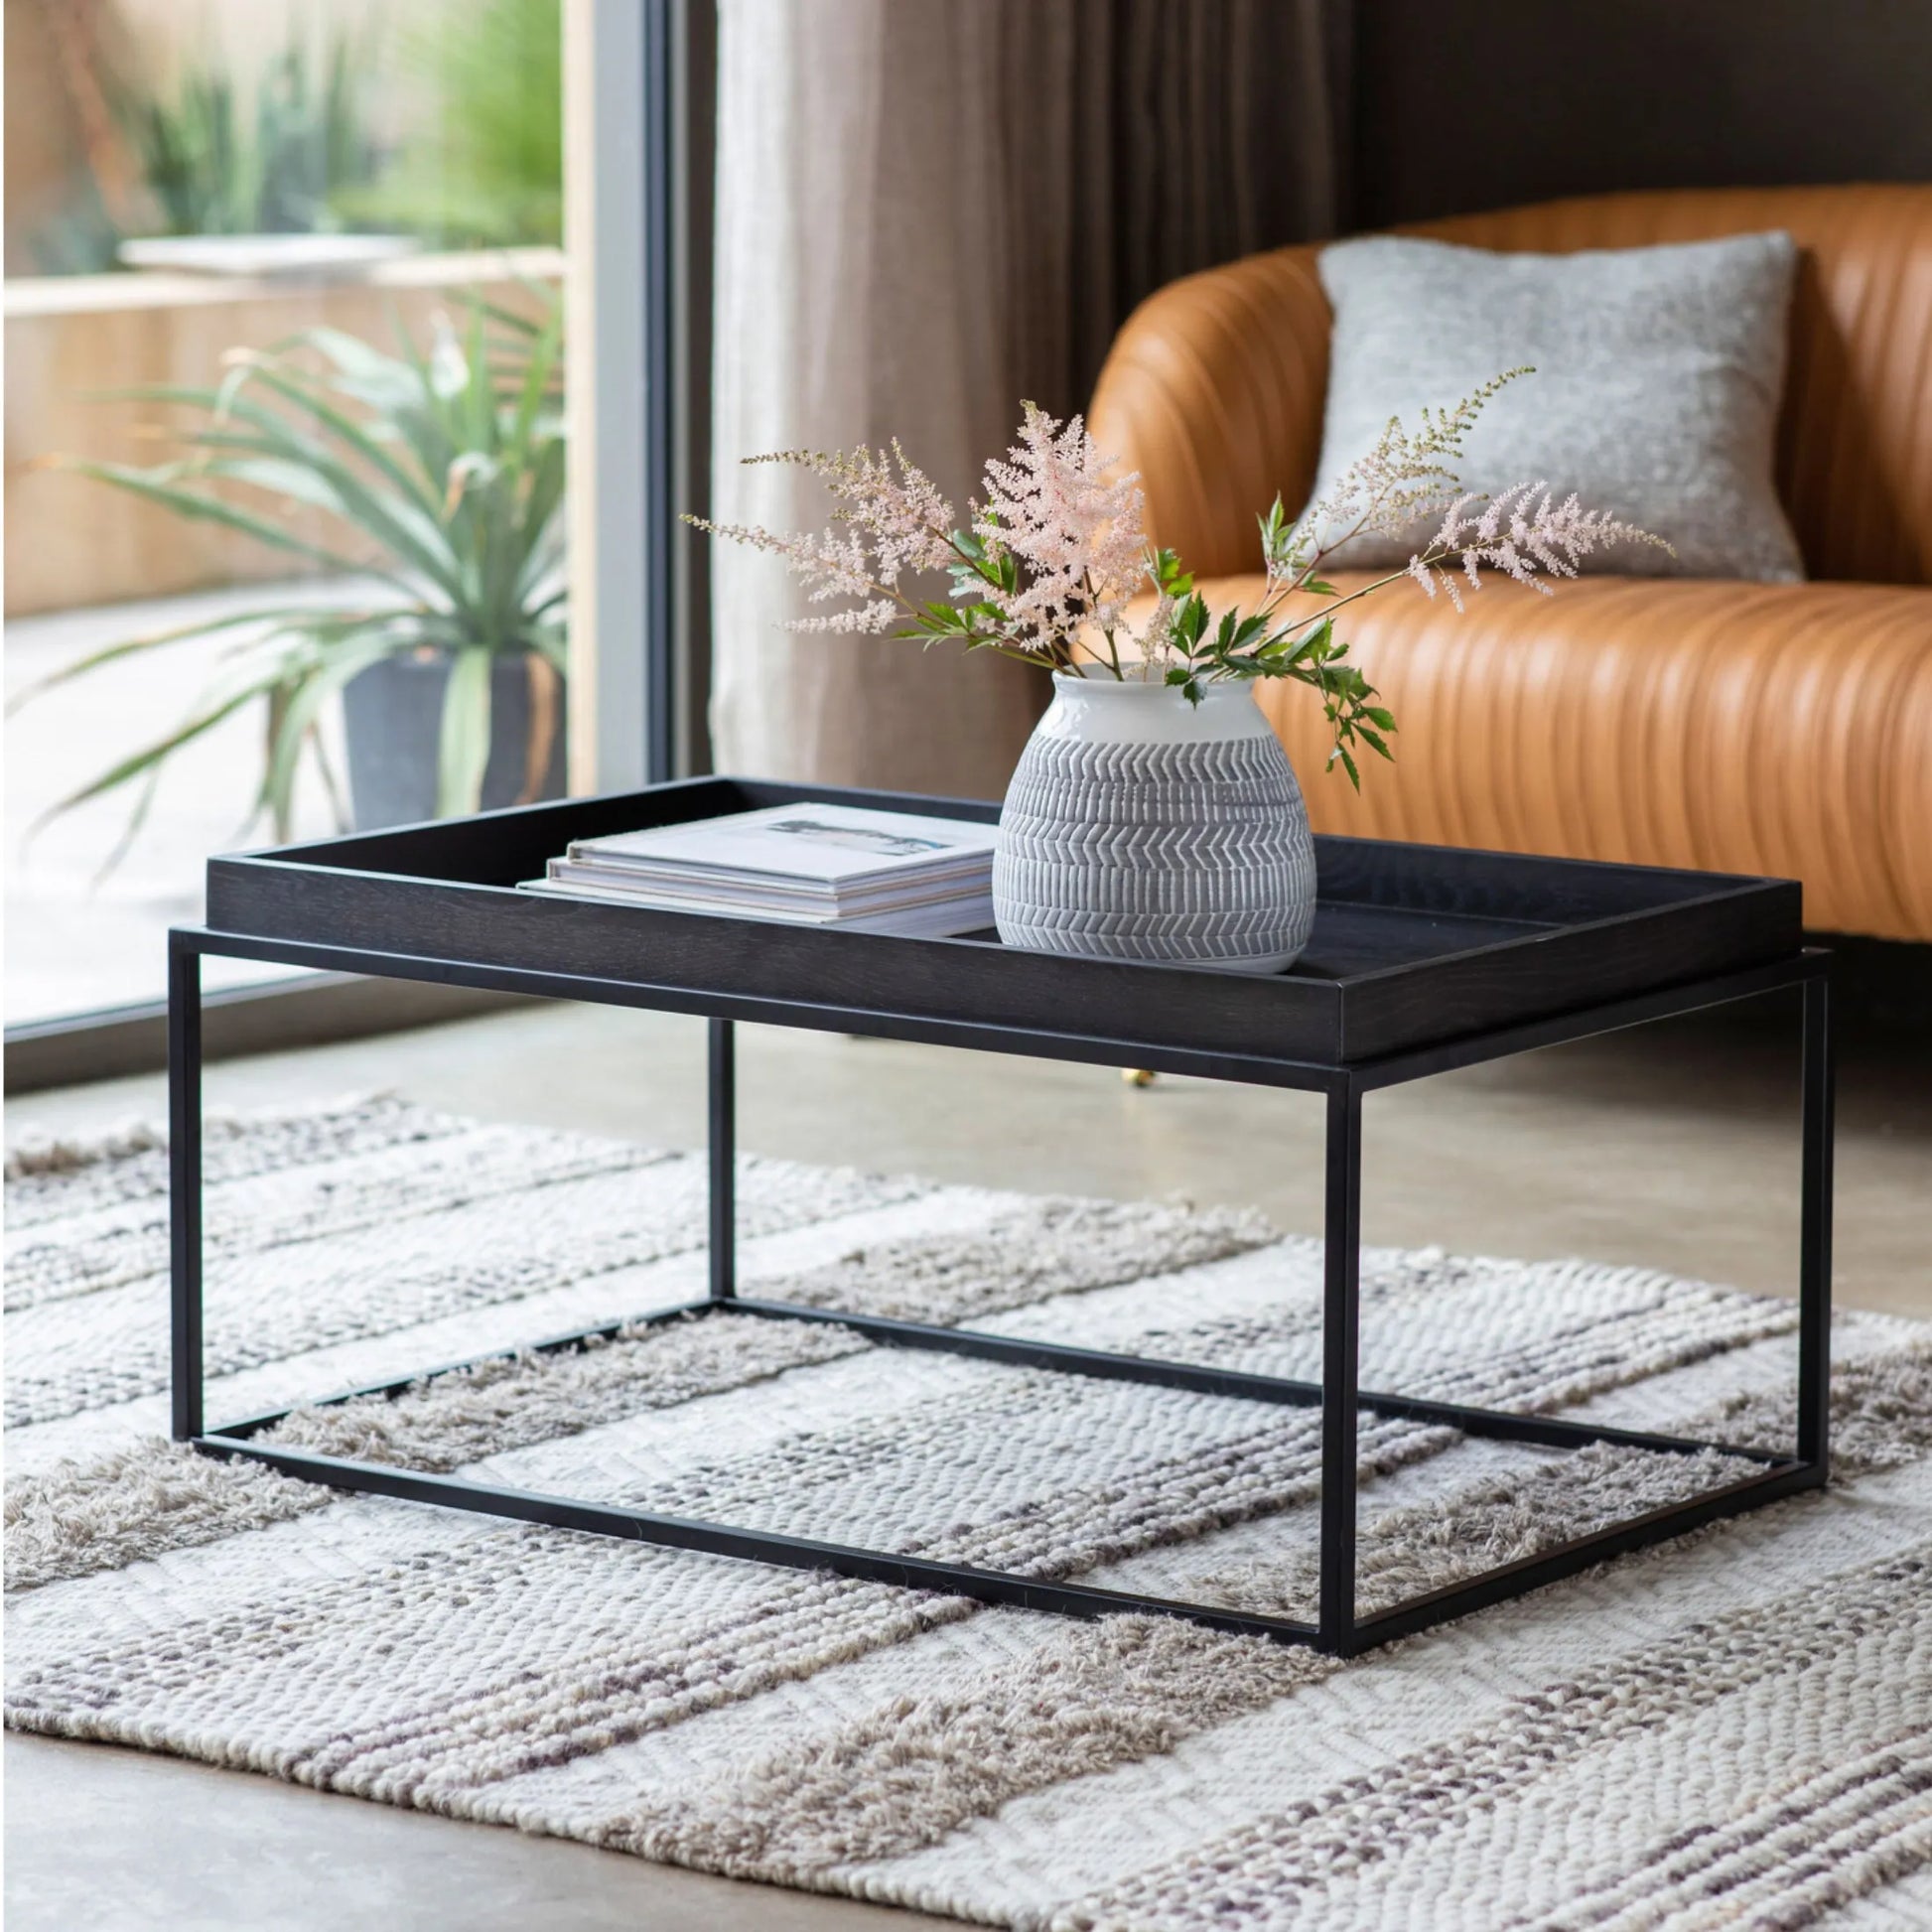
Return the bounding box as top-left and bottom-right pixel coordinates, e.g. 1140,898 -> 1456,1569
1087,187 -> 1932,941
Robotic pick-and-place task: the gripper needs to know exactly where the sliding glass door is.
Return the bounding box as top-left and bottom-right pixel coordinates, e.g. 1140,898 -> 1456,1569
4,0 -> 698,1066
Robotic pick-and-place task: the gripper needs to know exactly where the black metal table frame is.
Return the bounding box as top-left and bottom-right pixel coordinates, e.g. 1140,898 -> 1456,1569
168,928 -> 1832,1659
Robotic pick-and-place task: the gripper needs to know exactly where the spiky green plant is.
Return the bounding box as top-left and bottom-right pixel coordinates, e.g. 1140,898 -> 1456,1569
13,292 -> 566,867
26,14 -> 385,272
120,24 -> 385,239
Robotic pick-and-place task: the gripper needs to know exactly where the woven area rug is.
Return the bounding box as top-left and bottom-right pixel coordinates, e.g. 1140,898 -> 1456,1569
7,1095 -> 1932,1930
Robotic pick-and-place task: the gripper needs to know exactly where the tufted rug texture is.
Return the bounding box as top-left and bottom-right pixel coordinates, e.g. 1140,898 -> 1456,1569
7,1096 -> 1932,1930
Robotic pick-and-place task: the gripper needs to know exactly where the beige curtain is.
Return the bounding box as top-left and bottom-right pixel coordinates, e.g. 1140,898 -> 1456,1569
709,0 -> 1350,797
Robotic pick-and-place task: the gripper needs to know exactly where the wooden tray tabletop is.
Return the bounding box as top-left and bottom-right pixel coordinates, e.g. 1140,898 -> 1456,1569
203,777 -> 1804,1070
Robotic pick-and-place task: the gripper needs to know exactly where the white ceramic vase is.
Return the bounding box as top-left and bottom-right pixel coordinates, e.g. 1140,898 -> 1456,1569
993,671 -> 1317,974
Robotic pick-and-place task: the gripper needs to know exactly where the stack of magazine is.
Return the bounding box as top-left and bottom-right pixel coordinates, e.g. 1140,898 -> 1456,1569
519,802 -> 998,937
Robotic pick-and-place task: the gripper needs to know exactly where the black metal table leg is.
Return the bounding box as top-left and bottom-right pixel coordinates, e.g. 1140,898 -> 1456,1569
1318,1079 -> 1364,1655
1797,973 -> 1835,1472
709,1017 -> 737,1302
168,932 -> 204,1443
177,941 -> 1832,1657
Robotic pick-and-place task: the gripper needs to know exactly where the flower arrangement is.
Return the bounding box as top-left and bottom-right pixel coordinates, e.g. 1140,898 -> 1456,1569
691,368 -> 1668,786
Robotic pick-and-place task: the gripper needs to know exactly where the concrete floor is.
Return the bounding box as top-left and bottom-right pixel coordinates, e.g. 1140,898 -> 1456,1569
7,996 -> 1931,1928
6,1733 -> 912,1932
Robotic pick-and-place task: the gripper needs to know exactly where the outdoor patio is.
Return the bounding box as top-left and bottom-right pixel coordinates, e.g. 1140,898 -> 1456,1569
5,574 -> 373,1023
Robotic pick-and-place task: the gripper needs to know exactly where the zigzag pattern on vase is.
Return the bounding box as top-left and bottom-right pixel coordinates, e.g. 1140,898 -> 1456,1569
995,733 -> 1316,964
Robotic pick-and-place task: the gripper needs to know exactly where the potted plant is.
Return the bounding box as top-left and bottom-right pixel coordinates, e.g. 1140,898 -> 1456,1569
14,291 -> 567,857
693,377 -> 1664,971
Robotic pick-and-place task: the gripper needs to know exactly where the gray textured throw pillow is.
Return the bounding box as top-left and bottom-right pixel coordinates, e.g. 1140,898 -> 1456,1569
1305,231 -> 1803,580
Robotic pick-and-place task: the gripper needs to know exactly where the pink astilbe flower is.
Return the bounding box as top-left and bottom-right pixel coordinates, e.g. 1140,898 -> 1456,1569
974,402 -> 1146,656
1126,590 -> 1177,666
1409,482 -> 1672,603
785,599 -> 899,634
685,410 -> 1150,663
687,440 -> 960,636
1284,369 -> 1530,577
686,370 -> 1682,798
751,440 -> 960,588
689,519 -> 872,595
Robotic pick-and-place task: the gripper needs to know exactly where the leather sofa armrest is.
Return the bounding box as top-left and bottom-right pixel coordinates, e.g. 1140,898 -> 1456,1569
1087,243 -> 1332,580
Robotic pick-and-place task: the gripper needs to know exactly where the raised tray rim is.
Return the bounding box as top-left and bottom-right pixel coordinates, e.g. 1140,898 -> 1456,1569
202,777 -> 1805,1067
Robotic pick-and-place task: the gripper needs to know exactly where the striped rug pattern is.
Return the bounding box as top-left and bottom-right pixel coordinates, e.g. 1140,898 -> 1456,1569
7,1097 -> 1930,1929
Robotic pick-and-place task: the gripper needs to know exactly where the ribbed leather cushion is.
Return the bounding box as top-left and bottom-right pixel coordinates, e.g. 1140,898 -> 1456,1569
1089,187 -> 1932,939
1194,572 -> 1932,942
1089,186 -> 1932,586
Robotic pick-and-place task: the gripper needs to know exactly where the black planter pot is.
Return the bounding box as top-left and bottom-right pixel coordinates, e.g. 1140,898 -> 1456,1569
341,649 -> 567,830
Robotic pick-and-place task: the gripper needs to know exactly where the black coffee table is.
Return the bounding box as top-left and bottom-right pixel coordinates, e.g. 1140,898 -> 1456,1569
168,777 -> 1832,1657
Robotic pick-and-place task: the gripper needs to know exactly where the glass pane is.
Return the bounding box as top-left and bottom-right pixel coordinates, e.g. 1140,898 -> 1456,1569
4,0 -> 565,1026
